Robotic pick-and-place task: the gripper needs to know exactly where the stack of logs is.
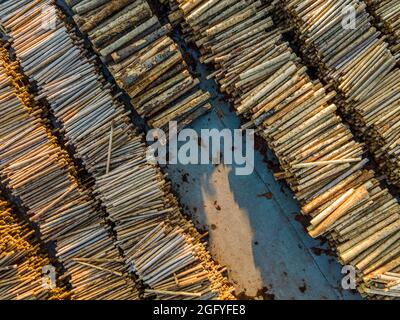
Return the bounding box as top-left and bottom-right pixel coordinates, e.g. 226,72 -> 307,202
0,0 -> 234,300
361,271 -> 400,298
66,0 -> 211,133
280,0 -> 400,189
0,197 -> 69,300
0,49 -> 139,300
165,0 -> 400,299
352,69 -> 400,187
365,0 -> 400,61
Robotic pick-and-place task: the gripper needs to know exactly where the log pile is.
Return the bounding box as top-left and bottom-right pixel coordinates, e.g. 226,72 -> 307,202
280,0 -> 400,188
165,0 -> 400,298
365,0 -> 400,61
361,271 -> 400,298
65,0 -> 211,132
129,222 -> 232,300
0,51 -> 139,300
351,69 -> 400,186
0,0 -> 234,300
0,197 -> 69,300
165,0 -> 275,66
281,0 -> 397,103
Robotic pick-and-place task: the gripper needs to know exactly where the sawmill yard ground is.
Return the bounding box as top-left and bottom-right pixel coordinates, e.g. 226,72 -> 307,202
163,44 -> 360,300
